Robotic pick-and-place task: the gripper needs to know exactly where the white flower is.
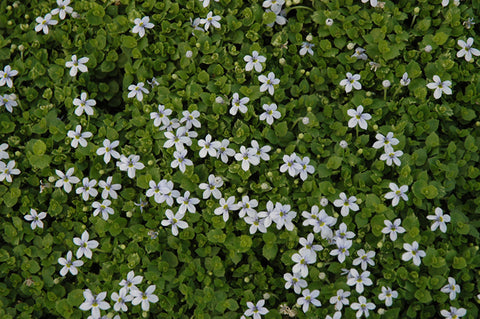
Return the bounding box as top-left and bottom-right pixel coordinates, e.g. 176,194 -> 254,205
0,93 -> 18,112
299,42 -> 315,56
128,82 -> 149,101
177,191 -> 200,214
73,230 -> 99,259
132,16 -> 154,38
76,177 -> 98,201
378,286 -> 398,307
271,203 -> 296,231
258,72 -> 280,95
171,149 -> 193,173
427,207 -> 451,233
382,80 -> 391,88
280,153 -> 302,177
146,179 -> 179,206
426,75 -> 452,99
51,0 -> 73,20
400,72 -> 411,86
199,174 -> 223,199
284,272 -> 308,294
24,208 -> 46,230
333,192 -> 359,217
266,7 -> 287,27
402,241 -> 426,266
299,233 -> 323,258
440,277 -> 461,300
441,307 -> 467,319
237,195 -> 258,218
180,110 -> 201,129
330,289 -> 350,311
73,92 -> 96,116
67,125 -> 92,148
116,154 -> 144,179
65,55 -> 89,77
457,37 -> 480,62
98,176 -> 122,199
160,118 -> 180,131
335,222 -> 356,241
55,167 -> 80,193
295,156 -> 314,181
0,65 -> 18,88
244,211 -> 268,234
381,218 -> 406,241
199,0 -> 219,8
216,139 -> 236,163
326,18 -> 334,26
339,140 -> 348,149
347,105 -> 371,130
250,140 -> 271,161
244,51 -> 266,72
244,299 -> 269,319
0,143 -> 8,160
150,104 -> 172,127
96,139 -> 120,164
297,289 -> 321,313
340,72 -> 362,93
235,146 -> 259,171
303,206 -> 336,239
347,269 -> 373,293
214,196 -> 239,222
350,296 -> 375,318
351,47 -> 368,60
291,250 -> 316,278
58,250 -> 83,276
92,200 -> 114,221
35,13 -> 58,34
164,127 -> 191,151
259,103 -> 281,125
262,0 -> 285,11
79,289 -> 110,318
372,132 -> 399,151
230,93 -> 249,115
380,150 -> 403,166
161,209 -> 188,236
111,287 -> 133,312
353,249 -> 376,271
384,183 -> 408,207
0,160 -> 20,182
119,270 -> 143,292
441,0 -> 450,6
198,134 -> 220,158
200,11 -> 221,31
330,238 -> 352,263
147,76 -> 159,87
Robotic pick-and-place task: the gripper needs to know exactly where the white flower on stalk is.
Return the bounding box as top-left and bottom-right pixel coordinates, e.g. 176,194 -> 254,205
347,105 -> 371,130
35,13 -> 58,34
132,16 -> 154,38
330,238 -> 352,263
73,230 -> 99,259
372,132 -> 399,152
119,270 -> 143,292
335,222 -> 356,241
284,272 -> 308,294
299,233 -> 323,258
259,103 -> 281,125
237,195 -> 258,218
353,249 -> 376,271
216,139 -> 236,163
180,110 -> 201,129
266,7 -> 287,27
171,149 -> 193,173
51,0 -> 73,20
400,72 -> 411,86
92,200 -> 114,221
55,167 -> 80,193
250,140 -> 271,161
98,176 -> 122,199
58,250 -> 83,276
351,47 -> 368,60
258,72 -> 280,95
262,0 -> 285,11
65,55 -> 89,77
347,269 -> 373,293
291,250 -> 315,278
0,143 -> 8,160
235,146 -> 259,171
0,160 -> 20,183
128,82 -> 149,102
299,42 -> 315,56
230,93 -> 249,115
426,75 -> 452,99
67,125 -> 92,148
116,154 -> 144,179
244,211 -> 268,234
340,72 -> 361,93
79,289 -> 110,318
350,296 -> 375,318
402,241 -> 426,266
150,104 -> 172,127
427,207 -> 451,233
280,153 -> 302,177
199,174 -> 223,199
198,134 -> 220,158
380,150 -> 403,166
381,218 -> 406,241
457,37 -> 480,62
200,11 -> 221,31
96,139 -> 120,164
177,191 -> 200,214
214,196 -> 239,222
76,178 -> 98,201
440,277 -> 461,300
297,289 -> 321,313
330,289 -> 350,311
378,286 -> 398,307
0,93 -> 18,112
24,208 -> 46,230
440,307 -> 467,319
111,287 -> 133,312
244,51 -> 266,72
244,299 -> 269,319
164,127 -> 191,151
271,202 -> 296,231
333,192 -> 359,217
73,92 -> 96,116
161,209 -> 188,236
295,156 -> 315,181
0,65 -> 18,88
384,183 -> 408,207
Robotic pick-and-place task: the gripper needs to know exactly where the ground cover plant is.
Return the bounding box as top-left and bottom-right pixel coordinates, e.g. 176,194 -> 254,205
0,0 -> 480,318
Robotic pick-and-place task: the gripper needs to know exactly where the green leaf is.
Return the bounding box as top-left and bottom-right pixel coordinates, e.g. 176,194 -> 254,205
262,11 -> 277,25
274,122 -> 288,138
262,244 -> 278,260
32,139 -> 47,155
421,185 -> 438,199
28,154 -> 52,170
121,35 -> 137,49
452,256 -> 467,269
207,229 -> 226,244
433,31 -> 449,45
326,156 -> 342,170
414,289 -> 432,303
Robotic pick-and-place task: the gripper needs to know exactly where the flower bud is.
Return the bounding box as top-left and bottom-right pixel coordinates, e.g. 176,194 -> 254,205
347,42 -> 355,50
261,183 -> 269,190
302,117 -> 310,125
307,107 -> 312,112
378,308 -> 386,315
186,50 -> 193,58
263,293 -> 271,300
215,96 -> 224,104
373,124 -> 379,130
48,176 -> 56,183
267,171 -> 273,177
475,121 -> 480,127
382,80 -> 391,88
298,133 -> 304,140
339,140 -> 348,149
18,44 -> 25,51
306,34 -> 313,42
414,7 -> 420,14
318,272 -> 326,280
119,244 -> 126,249
276,148 -> 281,153
147,160 -> 154,166
6,5 -> 12,10
424,45 -> 432,52
293,0 -> 301,4
377,241 -> 383,248
127,211 -> 133,217
72,12 -> 80,18
142,311 -> 148,318
244,276 -> 250,283
279,58 -> 286,65
171,74 -> 178,80
320,197 -> 328,207
237,187 -> 244,193
325,18 -> 333,26
357,148 -> 363,155
333,212 -> 339,218
53,278 -> 61,284
83,206 -> 88,212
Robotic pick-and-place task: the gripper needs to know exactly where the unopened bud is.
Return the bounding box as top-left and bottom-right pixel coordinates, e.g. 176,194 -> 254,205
378,308 -> 386,315
373,124 -> 379,130
339,140 -> 348,149
347,42 -> 355,50
127,211 -> 133,217
72,12 -> 80,18
318,272 -> 326,280
244,277 -> 250,283
320,197 -> 328,207
171,74 -> 178,80
475,121 -> 480,127
147,160 -> 154,166
237,187 -> 244,193
325,18 -> 333,26
276,148 -> 282,153
298,133 -> 304,140
414,7 -> 420,14
306,34 -> 313,42
119,244 -> 126,249
424,45 -> 432,52
48,176 -> 56,183
263,293 -> 271,300
377,241 -> 383,248
186,50 -> 193,58
215,96 -> 224,104
382,80 -> 391,88
357,148 -> 363,155
302,117 -> 310,125
279,58 -> 286,65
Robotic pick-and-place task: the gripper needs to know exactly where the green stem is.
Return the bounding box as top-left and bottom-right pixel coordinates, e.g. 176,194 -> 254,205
286,5 -> 314,14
